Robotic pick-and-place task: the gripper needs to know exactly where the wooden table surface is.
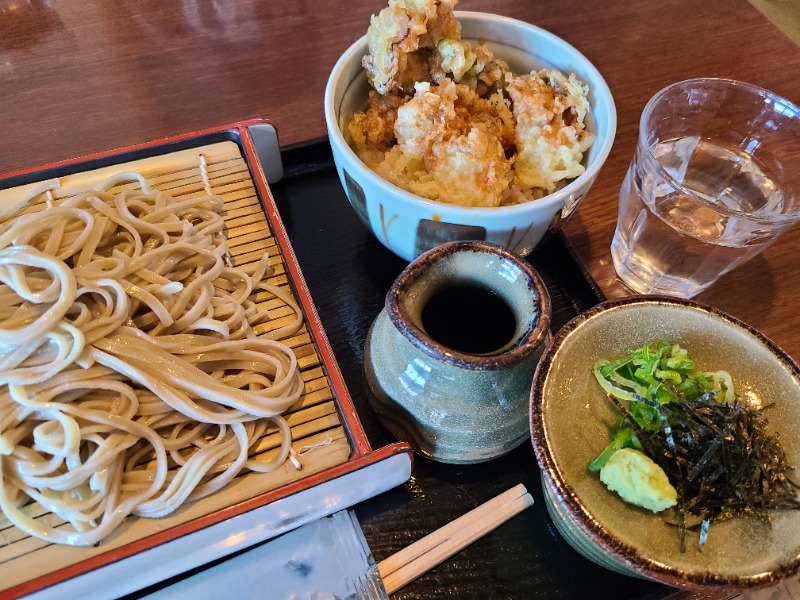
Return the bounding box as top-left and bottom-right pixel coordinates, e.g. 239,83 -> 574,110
3,0 -> 800,356
2,0 -> 800,597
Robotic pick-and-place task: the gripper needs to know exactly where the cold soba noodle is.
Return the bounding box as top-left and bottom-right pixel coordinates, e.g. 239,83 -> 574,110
0,172 -> 304,546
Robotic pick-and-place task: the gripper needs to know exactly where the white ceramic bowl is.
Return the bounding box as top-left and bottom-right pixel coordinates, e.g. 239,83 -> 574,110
324,11 -> 616,262
530,296 -> 800,590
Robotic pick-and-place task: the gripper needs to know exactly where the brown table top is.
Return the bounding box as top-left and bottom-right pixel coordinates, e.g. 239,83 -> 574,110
3,0 -> 800,357
1,1 -> 799,596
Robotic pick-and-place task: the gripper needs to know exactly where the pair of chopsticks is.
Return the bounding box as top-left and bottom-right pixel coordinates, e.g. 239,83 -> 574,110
377,483 -> 534,595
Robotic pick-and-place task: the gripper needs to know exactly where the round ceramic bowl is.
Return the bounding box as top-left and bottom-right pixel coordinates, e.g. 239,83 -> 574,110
324,11 -> 616,262
530,296 -> 800,590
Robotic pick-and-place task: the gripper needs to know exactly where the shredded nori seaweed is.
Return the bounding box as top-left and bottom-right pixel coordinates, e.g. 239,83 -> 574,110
608,388 -> 800,551
592,341 -> 800,552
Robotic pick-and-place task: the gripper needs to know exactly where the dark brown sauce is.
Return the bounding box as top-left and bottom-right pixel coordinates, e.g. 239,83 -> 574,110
420,284 -> 516,355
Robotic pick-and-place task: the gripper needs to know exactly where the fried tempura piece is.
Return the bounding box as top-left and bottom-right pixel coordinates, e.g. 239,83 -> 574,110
455,82 -> 516,152
393,79 -> 514,157
386,79 -> 512,206
362,0 -> 460,95
431,38 -> 510,96
422,127 -> 512,207
393,79 -> 458,157
348,90 -> 406,153
506,69 -> 595,192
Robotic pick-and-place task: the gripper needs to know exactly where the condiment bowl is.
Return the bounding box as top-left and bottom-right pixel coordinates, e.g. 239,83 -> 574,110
530,295 -> 800,590
324,11 -> 616,262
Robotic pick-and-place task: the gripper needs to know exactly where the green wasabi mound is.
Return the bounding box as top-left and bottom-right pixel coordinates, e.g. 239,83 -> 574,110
599,448 -> 677,513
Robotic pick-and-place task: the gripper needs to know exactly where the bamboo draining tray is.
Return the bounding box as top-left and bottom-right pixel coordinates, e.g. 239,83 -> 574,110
0,121 -> 412,599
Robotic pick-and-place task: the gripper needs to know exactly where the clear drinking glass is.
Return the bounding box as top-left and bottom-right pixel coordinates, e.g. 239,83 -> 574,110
611,78 -> 800,297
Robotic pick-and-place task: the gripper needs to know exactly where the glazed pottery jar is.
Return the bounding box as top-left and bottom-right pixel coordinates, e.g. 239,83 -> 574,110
363,241 -> 551,463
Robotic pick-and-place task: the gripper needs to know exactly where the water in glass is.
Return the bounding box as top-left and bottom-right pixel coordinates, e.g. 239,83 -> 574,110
611,136 -> 784,297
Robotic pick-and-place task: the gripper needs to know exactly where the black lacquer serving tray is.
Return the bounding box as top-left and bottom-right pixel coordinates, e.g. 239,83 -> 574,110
269,139 -> 717,600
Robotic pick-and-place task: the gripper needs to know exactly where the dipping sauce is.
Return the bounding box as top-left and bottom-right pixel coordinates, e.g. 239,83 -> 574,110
421,284 -> 516,355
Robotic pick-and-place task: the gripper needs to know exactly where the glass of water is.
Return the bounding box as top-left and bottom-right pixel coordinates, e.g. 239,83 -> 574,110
611,78 -> 800,298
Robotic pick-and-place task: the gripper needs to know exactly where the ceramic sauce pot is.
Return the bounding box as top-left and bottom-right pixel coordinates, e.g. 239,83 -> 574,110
364,241 -> 551,463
